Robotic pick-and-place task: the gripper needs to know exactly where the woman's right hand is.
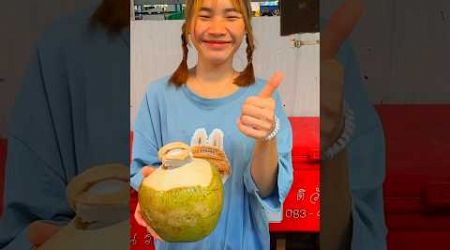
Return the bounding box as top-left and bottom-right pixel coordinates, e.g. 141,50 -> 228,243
134,166 -> 164,241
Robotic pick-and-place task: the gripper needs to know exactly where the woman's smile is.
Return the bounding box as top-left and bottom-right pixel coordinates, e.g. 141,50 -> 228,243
202,40 -> 232,49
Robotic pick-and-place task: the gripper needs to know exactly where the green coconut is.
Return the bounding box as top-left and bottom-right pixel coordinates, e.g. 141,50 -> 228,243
138,157 -> 224,242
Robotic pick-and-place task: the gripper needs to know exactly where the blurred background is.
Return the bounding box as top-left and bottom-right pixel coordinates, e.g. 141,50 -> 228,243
1,0 -> 450,249
132,0 -> 281,20
0,0 -> 93,139
322,0 -> 450,103
322,1 -> 450,249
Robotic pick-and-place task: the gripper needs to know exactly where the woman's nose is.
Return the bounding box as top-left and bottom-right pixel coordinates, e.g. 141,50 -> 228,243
208,18 -> 226,35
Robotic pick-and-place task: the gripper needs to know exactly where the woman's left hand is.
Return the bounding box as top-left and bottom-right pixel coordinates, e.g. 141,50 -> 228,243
237,72 -> 283,141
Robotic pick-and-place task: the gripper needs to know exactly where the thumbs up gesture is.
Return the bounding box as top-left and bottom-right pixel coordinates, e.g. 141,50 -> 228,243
237,72 -> 283,141
321,0 -> 363,148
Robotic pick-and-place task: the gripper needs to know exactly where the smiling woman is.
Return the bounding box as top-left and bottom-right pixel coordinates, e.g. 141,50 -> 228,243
131,0 -> 294,249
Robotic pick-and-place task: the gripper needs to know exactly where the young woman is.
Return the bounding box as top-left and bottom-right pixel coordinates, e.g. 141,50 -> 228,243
131,0 -> 293,249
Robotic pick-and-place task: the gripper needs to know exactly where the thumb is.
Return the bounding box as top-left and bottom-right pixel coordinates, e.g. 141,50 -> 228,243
27,221 -> 62,247
259,72 -> 283,98
321,0 -> 363,60
142,166 -> 156,177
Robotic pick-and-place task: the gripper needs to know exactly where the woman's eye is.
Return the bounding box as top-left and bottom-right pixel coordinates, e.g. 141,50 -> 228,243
227,16 -> 240,20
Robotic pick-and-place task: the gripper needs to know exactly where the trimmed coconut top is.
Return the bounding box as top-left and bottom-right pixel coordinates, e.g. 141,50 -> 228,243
66,164 -> 129,207
142,158 -> 213,191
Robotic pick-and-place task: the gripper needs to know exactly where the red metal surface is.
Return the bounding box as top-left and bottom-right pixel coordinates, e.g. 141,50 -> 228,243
130,189 -> 155,249
269,117 -> 320,232
376,105 -> 450,217
375,105 -> 450,250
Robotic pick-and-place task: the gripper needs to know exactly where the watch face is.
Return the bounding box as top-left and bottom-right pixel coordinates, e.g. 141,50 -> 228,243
280,0 -> 319,36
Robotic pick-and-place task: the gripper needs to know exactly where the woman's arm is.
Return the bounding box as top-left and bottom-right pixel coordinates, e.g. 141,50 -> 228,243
238,73 -> 287,198
250,139 -> 278,197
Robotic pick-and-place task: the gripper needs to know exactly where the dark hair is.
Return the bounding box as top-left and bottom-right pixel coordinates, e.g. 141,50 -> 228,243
90,0 -> 129,34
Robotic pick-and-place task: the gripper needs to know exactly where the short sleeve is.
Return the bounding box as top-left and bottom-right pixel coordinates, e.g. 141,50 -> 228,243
243,90 -> 294,218
130,89 -> 163,191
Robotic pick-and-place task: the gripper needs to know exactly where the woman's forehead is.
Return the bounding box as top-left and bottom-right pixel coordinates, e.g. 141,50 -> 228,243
196,0 -> 243,12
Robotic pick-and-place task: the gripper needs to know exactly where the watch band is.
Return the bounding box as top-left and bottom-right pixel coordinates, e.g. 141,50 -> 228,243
265,116 -> 280,141
322,102 -> 355,161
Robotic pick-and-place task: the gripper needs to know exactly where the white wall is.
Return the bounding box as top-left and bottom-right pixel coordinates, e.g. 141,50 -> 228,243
322,0 -> 450,104
130,17 -> 320,127
386,0 -> 450,103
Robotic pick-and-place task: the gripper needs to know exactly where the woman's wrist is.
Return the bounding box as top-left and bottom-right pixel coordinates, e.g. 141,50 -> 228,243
263,116 -> 280,142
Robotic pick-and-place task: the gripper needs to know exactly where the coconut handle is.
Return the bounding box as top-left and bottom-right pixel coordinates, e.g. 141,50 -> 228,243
158,142 -> 192,169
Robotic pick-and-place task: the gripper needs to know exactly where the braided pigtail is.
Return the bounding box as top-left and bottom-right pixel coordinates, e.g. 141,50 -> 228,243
169,23 -> 190,87
234,34 -> 256,86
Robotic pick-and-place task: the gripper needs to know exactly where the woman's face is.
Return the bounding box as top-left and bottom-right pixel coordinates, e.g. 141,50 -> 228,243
190,0 -> 246,66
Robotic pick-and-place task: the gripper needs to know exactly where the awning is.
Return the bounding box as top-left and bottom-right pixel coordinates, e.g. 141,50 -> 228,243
133,0 -> 277,5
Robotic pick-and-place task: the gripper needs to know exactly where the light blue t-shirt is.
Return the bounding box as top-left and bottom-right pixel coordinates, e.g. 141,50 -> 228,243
130,77 -> 294,250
